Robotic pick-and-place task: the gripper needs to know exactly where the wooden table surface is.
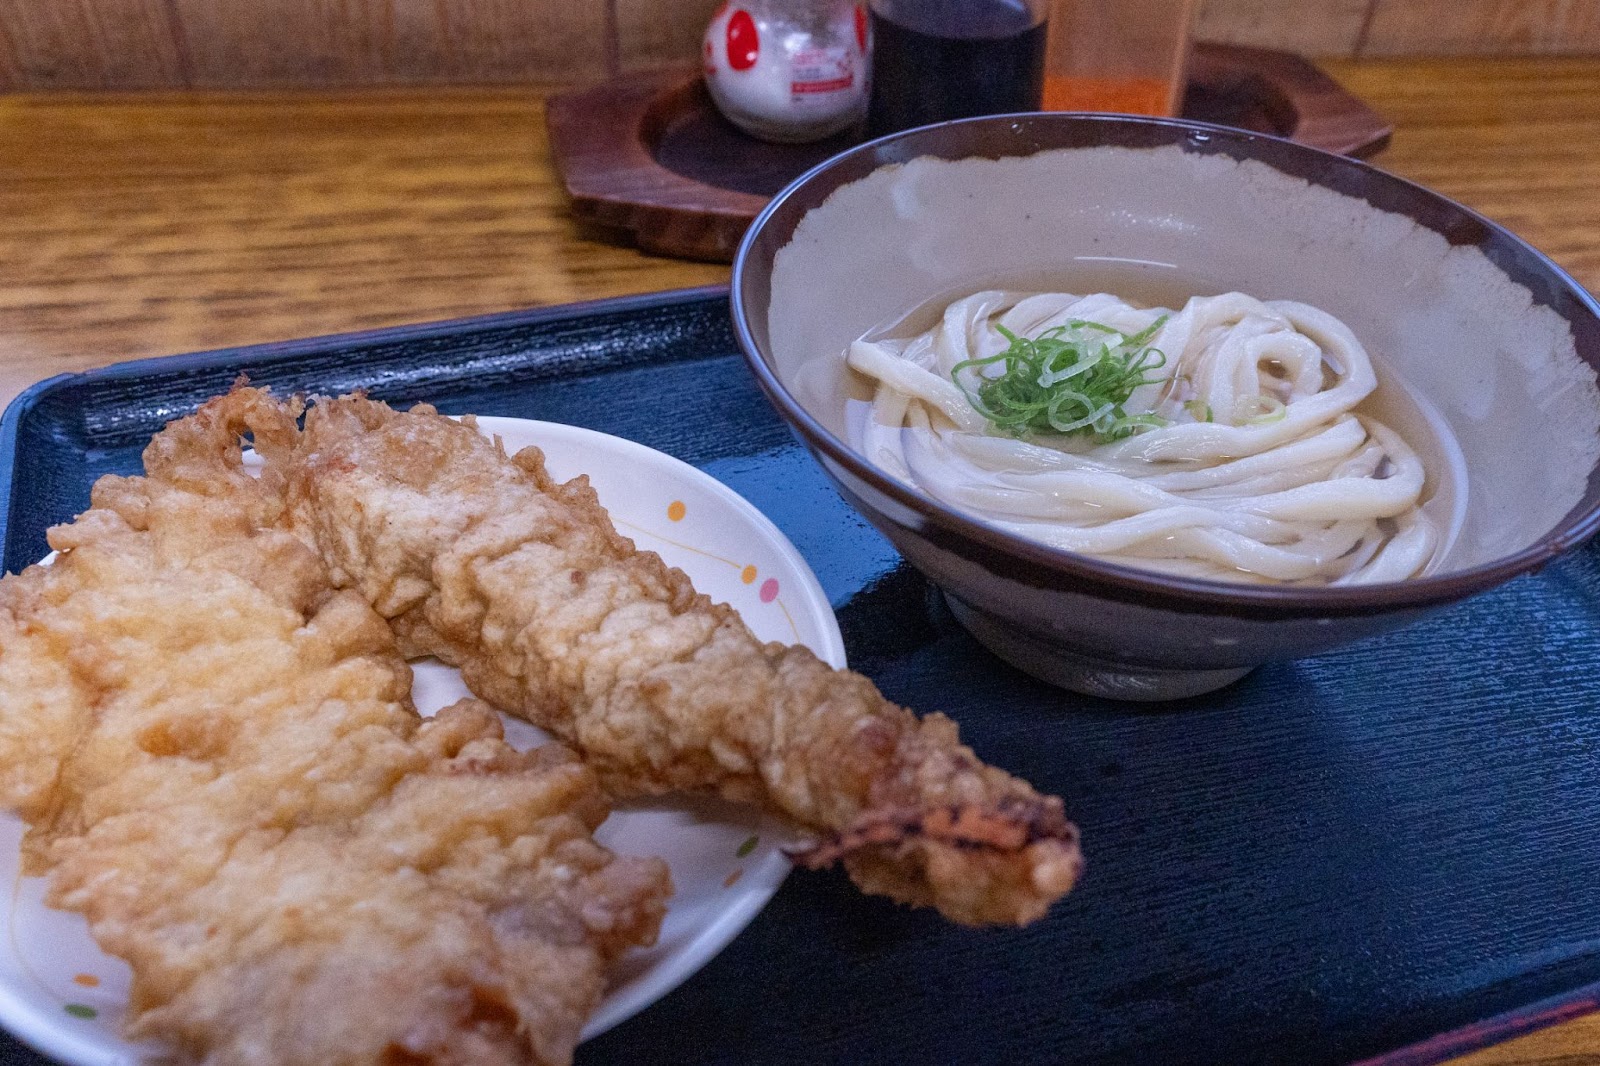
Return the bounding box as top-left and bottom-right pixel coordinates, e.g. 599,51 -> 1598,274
3,55 -> 1600,1066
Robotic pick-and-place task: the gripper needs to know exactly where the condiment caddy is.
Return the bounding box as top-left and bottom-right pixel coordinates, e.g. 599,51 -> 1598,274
546,43 -> 1392,261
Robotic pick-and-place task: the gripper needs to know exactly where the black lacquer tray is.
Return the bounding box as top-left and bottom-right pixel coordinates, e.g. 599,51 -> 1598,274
2,287 -> 1599,1066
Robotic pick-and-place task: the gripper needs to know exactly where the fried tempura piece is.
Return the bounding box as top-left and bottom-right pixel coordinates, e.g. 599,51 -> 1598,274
278,393 -> 1082,926
0,390 -> 669,1066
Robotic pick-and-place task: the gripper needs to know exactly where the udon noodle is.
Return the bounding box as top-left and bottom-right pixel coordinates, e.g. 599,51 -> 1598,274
846,291 -> 1439,585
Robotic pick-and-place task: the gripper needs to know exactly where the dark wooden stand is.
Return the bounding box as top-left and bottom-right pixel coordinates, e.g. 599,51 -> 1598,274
547,43 -> 1392,262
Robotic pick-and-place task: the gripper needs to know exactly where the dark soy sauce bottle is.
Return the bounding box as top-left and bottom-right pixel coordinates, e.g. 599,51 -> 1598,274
866,0 -> 1048,137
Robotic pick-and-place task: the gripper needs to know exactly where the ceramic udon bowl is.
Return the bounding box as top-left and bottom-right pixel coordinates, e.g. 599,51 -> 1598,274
731,114 -> 1600,701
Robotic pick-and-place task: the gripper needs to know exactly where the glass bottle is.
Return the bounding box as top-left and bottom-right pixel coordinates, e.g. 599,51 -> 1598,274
865,0 -> 1050,137
704,0 -> 869,143
1041,0 -> 1195,116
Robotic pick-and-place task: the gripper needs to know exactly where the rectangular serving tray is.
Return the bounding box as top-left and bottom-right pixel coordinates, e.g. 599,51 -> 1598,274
3,287 -> 1599,1066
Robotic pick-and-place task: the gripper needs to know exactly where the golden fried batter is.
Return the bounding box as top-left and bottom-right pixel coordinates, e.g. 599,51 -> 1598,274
0,390 -> 670,1066
280,393 -> 1082,926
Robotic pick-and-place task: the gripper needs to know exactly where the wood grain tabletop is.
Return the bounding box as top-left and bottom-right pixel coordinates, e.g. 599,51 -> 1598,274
2,56 -> 1600,1066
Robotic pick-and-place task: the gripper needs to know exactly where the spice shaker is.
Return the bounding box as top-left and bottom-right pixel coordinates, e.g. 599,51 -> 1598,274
865,0 -> 1048,137
703,0 -> 869,144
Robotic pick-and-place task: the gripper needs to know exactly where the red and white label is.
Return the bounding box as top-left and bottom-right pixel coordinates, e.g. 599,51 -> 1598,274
789,46 -> 855,97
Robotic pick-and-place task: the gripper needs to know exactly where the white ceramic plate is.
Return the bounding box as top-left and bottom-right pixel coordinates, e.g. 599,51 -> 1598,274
0,417 -> 845,1065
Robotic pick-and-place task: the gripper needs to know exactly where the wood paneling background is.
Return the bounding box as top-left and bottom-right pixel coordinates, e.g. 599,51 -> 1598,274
615,0 -> 720,73
1361,0 -> 1600,56
1,0 -> 1599,90
1194,0 -> 1372,57
0,0 -> 184,89
171,0 -> 610,87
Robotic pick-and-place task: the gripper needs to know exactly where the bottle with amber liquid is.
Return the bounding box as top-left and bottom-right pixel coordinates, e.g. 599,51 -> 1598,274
866,0 -> 1049,137
1041,0 -> 1195,116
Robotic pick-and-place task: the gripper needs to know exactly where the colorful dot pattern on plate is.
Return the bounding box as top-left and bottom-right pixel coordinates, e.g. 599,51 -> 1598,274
0,418 -> 848,1066
602,498 -> 794,640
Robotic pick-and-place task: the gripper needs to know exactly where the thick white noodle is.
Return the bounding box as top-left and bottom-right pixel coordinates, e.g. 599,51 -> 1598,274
846,291 -> 1439,586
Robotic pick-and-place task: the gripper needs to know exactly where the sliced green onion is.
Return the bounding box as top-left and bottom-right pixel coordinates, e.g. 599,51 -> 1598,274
951,315 -> 1169,444
1104,413 -> 1170,440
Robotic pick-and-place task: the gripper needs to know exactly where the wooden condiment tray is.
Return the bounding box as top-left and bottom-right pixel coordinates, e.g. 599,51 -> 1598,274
547,43 -> 1391,262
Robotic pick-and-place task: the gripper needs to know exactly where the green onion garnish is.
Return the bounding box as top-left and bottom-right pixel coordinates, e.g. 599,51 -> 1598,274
951,317 -> 1170,443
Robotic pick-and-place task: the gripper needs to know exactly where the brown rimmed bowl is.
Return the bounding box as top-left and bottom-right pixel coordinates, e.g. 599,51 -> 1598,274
730,113 -> 1600,701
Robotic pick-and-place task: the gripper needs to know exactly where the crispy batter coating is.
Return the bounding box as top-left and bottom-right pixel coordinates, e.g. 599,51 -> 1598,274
280,393 -> 1082,926
0,390 -> 670,1066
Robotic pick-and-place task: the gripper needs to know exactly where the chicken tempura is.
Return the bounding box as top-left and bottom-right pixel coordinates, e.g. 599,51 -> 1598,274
0,389 -> 670,1066
276,391 -> 1082,926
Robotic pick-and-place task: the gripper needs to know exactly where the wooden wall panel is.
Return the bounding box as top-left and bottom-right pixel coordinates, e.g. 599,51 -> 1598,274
1193,0 -> 1372,57
7,0 -> 1600,92
0,0 -> 184,90
1362,0 -> 1600,56
616,0 -> 721,73
613,0 -> 1376,72
170,0 -> 609,88
616,0 -> 1381,73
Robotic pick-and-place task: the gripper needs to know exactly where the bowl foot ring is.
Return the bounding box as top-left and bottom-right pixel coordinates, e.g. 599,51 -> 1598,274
944,594 -> 1252,702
